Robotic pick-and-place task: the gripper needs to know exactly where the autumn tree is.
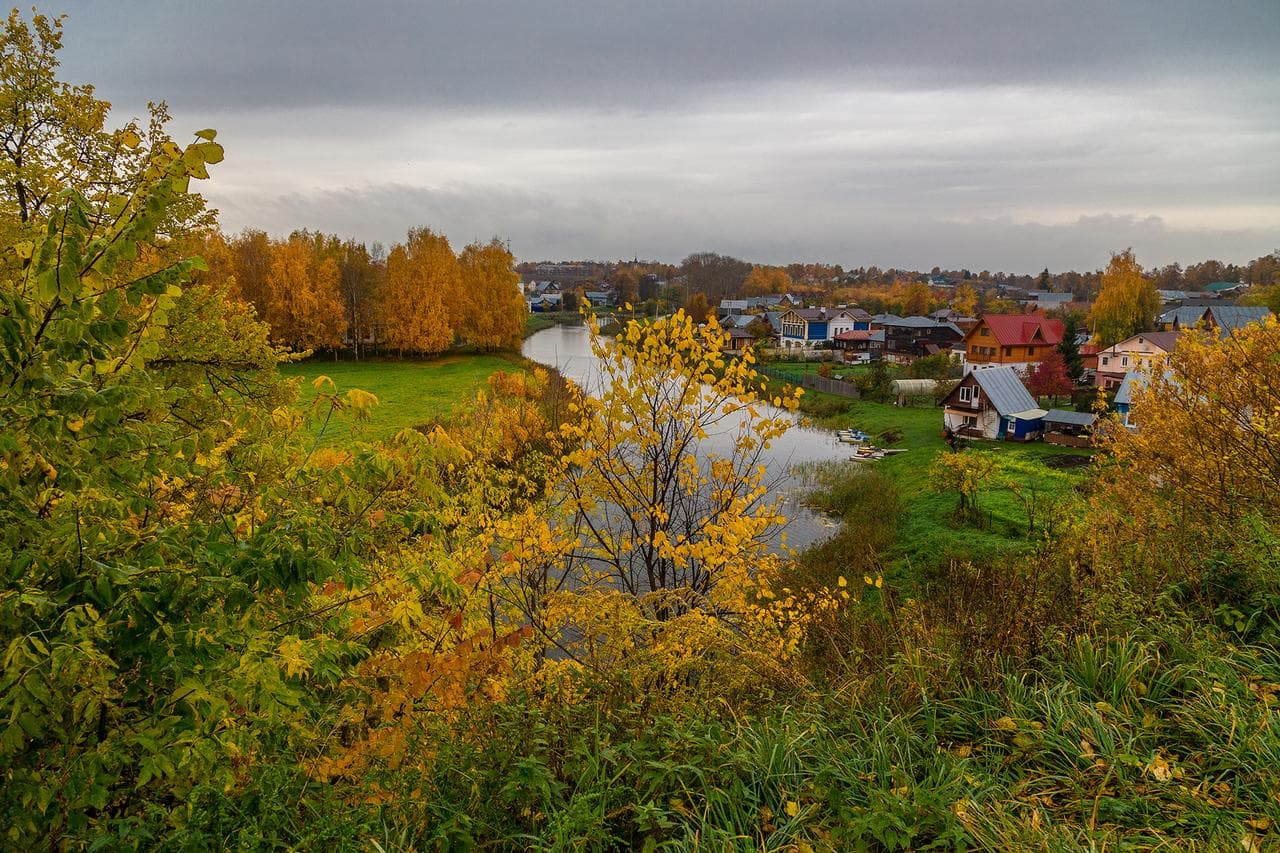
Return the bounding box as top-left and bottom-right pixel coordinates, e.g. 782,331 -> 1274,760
381,227 -> 460,355
338,239 -> 382,357
609,265 -> 641,306
931,450 -> 1000,526
263,234 -> 346,351
1025,349 -> 1074,403
0,10 -> 215,237
902,281 -> 933,316
232,228 -> 273,313
742,264 -> 793,296
684,291 -> 711,324
951,282 -> 978,316
457,238 -> 526,350
492,312 -> 831,701
1089,249 -> 1160,347
680,251 -> 751,301
1087,317 -> 1280,595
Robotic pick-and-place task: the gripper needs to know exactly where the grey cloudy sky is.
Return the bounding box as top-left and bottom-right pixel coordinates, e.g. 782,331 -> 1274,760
52,1 -> 1280,272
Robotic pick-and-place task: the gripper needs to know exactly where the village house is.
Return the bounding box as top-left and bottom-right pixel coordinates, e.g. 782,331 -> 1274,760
1112,369 -> 1174,430
1157,304 -> 1271,335
777,307 -> 866,348
871,314 -> 965,364
721,326 -> 756,353
832,329 -> 884,362
526,292 -> 563,312
1093,331 -> 1181,390
941,365 -> 1046,441
1020,291 -> 1073,312
960,314 -> 1065,374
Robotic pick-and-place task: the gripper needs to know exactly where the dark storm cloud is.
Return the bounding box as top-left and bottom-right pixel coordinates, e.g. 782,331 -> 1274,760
53,1 -> 1280,110
41,1 -> 1280,269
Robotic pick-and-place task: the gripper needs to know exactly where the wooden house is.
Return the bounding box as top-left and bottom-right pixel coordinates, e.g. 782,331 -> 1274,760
941,365 -> 1045,441
960,314 -> 1064,374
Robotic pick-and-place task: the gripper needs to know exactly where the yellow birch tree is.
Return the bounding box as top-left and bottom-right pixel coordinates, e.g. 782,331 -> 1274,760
1089,249 -> 1160,347
457,238 -> 527,350
381,227 -> 460,355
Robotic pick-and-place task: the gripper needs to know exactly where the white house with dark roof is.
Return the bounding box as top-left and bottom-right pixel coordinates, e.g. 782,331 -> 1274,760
941,365 -> 1046,440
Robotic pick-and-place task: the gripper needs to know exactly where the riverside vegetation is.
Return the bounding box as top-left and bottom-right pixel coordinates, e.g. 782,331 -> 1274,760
3,9 -> 1279,850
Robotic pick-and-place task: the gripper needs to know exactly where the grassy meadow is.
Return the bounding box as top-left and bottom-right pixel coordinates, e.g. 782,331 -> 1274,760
280,354 -> 525,444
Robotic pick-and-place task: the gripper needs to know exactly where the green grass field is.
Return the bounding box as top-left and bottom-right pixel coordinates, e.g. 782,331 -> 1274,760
787,383 -> 1096,572
280,354 -> 525,444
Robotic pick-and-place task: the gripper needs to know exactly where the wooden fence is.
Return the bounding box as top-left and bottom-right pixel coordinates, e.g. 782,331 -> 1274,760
760,366 -> 861,399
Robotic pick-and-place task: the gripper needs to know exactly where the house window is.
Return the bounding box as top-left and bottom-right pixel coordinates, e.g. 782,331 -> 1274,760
963,415 -> 978,428
1121,356 -> 1129,367
1101,356 -> 1109,366
959,387 -> 971,402
973,387 -> 980,403
970,345 -> 979,355
1004,346 -> 1013,357
1027,347 -> 1035,356
980,328 -> 990,336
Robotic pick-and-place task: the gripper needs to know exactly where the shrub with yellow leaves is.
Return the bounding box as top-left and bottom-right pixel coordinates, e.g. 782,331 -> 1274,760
491,311 -> 835,706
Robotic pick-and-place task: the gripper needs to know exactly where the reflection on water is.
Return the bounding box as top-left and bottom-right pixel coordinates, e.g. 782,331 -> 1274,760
522,325 -> 852,550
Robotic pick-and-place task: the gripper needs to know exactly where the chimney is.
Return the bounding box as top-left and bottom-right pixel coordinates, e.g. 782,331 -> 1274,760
819,307 -> 827,319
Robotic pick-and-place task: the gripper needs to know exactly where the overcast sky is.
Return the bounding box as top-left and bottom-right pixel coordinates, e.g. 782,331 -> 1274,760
52,1 -> 1280,272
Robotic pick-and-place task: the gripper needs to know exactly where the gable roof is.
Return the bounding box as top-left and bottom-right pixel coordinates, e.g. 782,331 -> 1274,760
1160,305 -> 1208,328
970,366 -> 1038,416
873,314 -> 964,335
976,314 -> 1065,346
1207,305 -> 1271,333
1204,281 -> 1243,293
1103,330 -> 1182,354
782,307 -> 850,323
833,329 -> 885,342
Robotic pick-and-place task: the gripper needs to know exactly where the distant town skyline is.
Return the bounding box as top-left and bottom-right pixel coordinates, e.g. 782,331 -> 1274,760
54,0 -> 1280,273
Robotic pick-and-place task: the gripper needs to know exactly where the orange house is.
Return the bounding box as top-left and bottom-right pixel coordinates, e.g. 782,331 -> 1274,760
961,314 -> 1065,374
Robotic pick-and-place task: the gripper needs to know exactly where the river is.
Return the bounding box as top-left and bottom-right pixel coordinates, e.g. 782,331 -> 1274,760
522,324 -> 855,551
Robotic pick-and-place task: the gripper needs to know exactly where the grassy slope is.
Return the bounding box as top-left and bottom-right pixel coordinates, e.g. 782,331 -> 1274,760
789,383 -> 1095,572
280,354 -> 524,444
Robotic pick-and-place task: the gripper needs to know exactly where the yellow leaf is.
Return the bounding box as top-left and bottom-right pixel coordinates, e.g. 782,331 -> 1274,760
120,128 -> 141,149
785,800 -> 799,817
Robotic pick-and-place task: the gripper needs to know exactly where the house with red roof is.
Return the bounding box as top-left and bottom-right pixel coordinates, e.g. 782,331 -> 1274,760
960,314 -> 1065,374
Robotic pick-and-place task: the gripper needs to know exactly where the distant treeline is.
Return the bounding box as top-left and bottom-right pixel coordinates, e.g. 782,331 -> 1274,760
192,228 -> 527,357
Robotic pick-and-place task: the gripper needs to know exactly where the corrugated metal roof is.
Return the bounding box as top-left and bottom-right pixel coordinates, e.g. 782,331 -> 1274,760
1160,306 -> 1207,327
1044,409 -> 1096,426
1208,305 -> 1271,333
970,366 -> 1038,416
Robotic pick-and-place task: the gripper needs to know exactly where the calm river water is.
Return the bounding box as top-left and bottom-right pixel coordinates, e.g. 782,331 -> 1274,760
522,325 -> 854,550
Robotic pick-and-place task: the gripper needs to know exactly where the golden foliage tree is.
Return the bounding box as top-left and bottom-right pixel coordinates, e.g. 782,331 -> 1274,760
381,227 -> 460,355
902,281 -> 933,316
1089,249 -> 1159,347
492,313 -> 837,704
742,264 -> 794,296
1088,317 -> 1280,591
457,238 -> 527,350
263,235 -> 346,350
951,282 -> 978,316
